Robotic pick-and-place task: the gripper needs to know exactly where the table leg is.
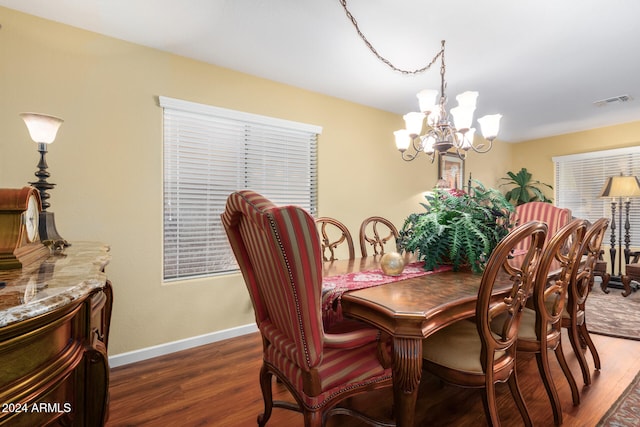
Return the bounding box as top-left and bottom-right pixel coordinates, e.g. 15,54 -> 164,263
392,337 -> 422,427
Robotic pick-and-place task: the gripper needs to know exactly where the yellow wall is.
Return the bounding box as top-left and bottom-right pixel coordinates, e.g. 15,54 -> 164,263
3,7 -> 637,356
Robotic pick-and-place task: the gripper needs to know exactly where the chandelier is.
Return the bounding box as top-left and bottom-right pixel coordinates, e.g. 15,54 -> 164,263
337,1 -> 502,163
394,40 -> 502,162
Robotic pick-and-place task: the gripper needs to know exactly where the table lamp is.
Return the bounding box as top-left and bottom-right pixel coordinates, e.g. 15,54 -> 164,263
598,173 -> 640,280
20,112 -> 70,248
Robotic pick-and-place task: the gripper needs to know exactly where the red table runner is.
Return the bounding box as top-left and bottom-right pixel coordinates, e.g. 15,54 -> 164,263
321,262 -> 452,329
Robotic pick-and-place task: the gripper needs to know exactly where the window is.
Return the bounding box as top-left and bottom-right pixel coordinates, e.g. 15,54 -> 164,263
553,146 -> 640,247
161,96 -> 321,281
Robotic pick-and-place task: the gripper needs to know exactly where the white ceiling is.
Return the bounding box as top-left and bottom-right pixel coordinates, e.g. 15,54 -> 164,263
2,0 -> 640,142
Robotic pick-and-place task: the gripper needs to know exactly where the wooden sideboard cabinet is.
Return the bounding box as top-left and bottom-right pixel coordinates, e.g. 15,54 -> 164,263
0,242 -> 112,426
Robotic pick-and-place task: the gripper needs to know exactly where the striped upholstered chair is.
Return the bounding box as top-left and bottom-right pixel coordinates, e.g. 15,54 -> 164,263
515,202 -> 572,251
221,191 -> 393,427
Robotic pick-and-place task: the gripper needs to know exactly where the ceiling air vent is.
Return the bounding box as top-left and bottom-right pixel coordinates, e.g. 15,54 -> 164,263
593,94 -> 633,107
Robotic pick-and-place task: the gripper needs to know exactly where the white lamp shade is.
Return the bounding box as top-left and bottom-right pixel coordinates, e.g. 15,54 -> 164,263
20,112 -> 64,144
403,112 -> 425,137
455,91 -> 479,108
394,129 -> 411,151
459,128 -> 476,150
450,105 -> 475,131
478,114 -> 502,140
599,175 -> 640,198
427,109 -> 441,127
422,135 -> 435,155
417,90 -> 439,114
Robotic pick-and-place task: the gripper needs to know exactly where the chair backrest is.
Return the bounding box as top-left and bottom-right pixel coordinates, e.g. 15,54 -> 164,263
316,217 -> 355,261
568,218 -> 609,312
515,202 -> 571,251
530,219 -> 588,339
221,190 -> 324,370
477,220 -> 547,373
359,216 -> 399,257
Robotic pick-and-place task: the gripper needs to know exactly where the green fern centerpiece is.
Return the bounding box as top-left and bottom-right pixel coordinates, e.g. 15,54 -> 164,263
397,181 -> 515,273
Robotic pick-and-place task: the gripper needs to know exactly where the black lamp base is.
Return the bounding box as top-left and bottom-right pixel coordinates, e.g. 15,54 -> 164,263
38,211 -> 70,249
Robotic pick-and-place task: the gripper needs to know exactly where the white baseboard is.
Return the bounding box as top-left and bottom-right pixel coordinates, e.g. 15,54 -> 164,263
108,323 -> 258,368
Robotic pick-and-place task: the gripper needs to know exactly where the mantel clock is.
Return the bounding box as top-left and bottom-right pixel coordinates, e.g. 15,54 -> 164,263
0,187 -> 50,269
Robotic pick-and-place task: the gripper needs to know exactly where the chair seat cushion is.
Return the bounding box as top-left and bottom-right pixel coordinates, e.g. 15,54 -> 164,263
265,338 -> 391,409
562,307 -> 584,324
501,307 -> 552,341
627,264 -> 640,277
423,319 -> 504,373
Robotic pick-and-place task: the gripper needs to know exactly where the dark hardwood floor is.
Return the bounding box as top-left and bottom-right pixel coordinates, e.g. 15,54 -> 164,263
107,330 -> 640,426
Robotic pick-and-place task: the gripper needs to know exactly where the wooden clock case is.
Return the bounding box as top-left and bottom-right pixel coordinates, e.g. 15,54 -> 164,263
0,186 -> 50,270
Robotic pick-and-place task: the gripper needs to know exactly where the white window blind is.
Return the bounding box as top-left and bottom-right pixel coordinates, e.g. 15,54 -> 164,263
553,146 -> 640,247
160,96 -> 321,281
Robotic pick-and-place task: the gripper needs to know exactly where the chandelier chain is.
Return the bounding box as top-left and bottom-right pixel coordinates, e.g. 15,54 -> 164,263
338,0 -> 443,75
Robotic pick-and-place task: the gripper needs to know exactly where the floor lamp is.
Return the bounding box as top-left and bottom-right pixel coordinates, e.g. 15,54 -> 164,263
599,174 -> 640,282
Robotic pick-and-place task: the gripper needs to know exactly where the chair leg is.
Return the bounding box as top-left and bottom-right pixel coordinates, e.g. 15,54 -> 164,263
554,342 -> 580,406
303,410 -> 322,427
579,322 -> 601,370
567,322 -> 591,385
481,382 -> 502,427
258,365 -> 274,427
535,350 -> 563,425
507,370 -> 533,427
601,273 -> 610,293
621,275 -> 633,297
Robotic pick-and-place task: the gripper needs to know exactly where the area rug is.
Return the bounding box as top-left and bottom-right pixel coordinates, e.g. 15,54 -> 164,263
597,370 -> 640,426
586,285 -> 640,341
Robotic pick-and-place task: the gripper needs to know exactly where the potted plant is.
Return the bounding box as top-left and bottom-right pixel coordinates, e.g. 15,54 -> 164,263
397,181 -> 515,273
500,167 -> 553,205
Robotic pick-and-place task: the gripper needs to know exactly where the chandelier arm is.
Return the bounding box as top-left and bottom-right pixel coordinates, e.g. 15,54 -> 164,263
400,139 -> 423,161
411,136 -> 424,153
453,148 -> 467,161
338,0 -> 444,75
400,150 -> 421,162
468,139 -> 494,154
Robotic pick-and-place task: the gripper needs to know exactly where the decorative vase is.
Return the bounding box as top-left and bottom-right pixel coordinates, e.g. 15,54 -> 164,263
380,252 -> 405,276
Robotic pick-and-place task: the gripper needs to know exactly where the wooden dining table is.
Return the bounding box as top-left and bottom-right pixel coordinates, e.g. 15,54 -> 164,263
322,255 -> 515,427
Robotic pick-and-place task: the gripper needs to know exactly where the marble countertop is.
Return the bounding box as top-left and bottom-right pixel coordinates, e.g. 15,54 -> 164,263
0,242 -> 111,328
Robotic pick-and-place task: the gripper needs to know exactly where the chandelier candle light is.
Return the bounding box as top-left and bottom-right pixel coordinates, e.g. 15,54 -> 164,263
394,41 -> 502,162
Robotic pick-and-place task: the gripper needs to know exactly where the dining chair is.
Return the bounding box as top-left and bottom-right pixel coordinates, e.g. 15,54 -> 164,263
495,218 -> 587,425
221,191 -> 393,427
593,250 -> 611,293
421,220 -> 548,427
316,217 -> 355,261
563,217 -> 609,386
621,250 -> 640,294
514,202 -> 571,251
359,216 -> 399,257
